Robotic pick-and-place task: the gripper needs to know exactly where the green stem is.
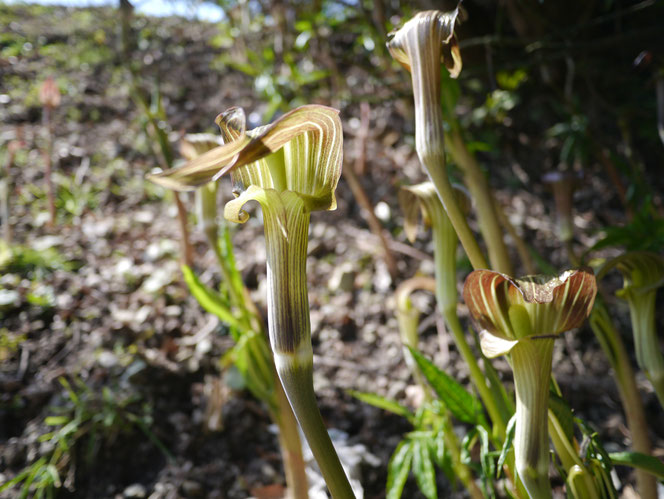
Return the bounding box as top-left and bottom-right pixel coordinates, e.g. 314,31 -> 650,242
548,409 -> 599,499
446,129 -> 513,275
443,310 -> 508,442
263,200 -> 354,498
406,37 -> 488,271
429,211 -> 509,440
273,375 -> 310,499
440,411 -> 484,499
510,338 -> 554,499
626,290 -> 664,408
425,158 -> 488,271
276,359 -> 354,498
590,302 -> 657,499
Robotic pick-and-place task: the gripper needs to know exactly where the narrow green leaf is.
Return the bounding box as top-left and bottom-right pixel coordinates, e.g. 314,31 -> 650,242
476,425 -> 496,485
44,465 -> 60,488
348,390 -> 414,421
0,462 -> 36,491
181,265 -> 244,331
548,393 -> 575,443
44,416 -> 69,426
58,377 -> 78,405
387,440 -> 414,499
408,347 -> 485,425
496,414 -> 516,478
432,430 -> 455,485
609,451 -> 664,480
412,438 -> 437,499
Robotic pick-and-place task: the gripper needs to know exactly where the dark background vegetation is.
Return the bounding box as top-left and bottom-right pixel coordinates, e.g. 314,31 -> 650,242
1,0 -> 663,497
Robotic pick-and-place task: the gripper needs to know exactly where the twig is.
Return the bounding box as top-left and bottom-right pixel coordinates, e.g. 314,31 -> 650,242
343,102 -> 399,280
343,224 -> 431,261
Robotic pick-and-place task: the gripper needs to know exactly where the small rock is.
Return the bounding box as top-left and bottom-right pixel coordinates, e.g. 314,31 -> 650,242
327,263 -> 355,293
123,483 -> 146,498
0,289 -> 19,307
97,350 -> 118,368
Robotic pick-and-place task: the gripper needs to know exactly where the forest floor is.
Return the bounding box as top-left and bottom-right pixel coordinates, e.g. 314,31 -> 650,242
1,4 -> 663,499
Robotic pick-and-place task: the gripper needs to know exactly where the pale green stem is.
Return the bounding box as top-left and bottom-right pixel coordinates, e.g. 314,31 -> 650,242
626,290 -> 664,408
406,40 -> 488,271
440,410 -> 485,499
263,203 -> 354,499
396,303 -> 430,397
274,375 -> 310,499
510,338 -> 554,499
395,283 -> 482,499
590,302 -> 657,499
446,129 -> 513,275
548,409 -> 599,499
430,210 -> 509,441
566,465 -> 601,499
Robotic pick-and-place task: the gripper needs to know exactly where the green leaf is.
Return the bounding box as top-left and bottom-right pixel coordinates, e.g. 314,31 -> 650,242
348,390 -> 414,421
408,347 -> 485,425
432,430 -> 455,485
181,265 -> 243,331
548,393 -> 575,443
412,438 -> 437,499
387,440 -> 414,499
609,451 -> 664,480
0,461 -> 36,491
496,414 -> 516,478
476,425 -> 496,486
44,416 -> 70,426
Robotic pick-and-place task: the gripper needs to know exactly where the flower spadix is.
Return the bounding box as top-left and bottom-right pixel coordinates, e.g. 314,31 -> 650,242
149,105 -> 353,498
599,251 -> 664,408
463,268 -> 597,499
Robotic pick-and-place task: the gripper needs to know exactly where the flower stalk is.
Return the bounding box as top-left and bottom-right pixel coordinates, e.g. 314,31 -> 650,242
387,9 -> 488,271
39,77 -> 60,228
179,133 -> 309,499
399,183 -> 512,440
589,301 -> 656,499
150,105 -> 354,498
542,171 -> 582,266
445,128 -> 514,274
463,268 -> 597,498
511,337 -> 555,498
599,252 -> 664,408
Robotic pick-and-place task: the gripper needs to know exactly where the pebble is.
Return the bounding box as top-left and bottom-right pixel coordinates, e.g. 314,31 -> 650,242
123,483 -> 147,498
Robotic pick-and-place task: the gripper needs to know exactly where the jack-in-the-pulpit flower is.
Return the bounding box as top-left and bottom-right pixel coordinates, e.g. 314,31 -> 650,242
463,269 -> 597,499
149,105 -> 354,498
387,9 -> 489,271
599,251 -> 664,408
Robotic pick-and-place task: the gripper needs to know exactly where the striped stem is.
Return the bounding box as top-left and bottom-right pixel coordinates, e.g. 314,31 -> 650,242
263,196 -> 354,499
511,337 -> 554,499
